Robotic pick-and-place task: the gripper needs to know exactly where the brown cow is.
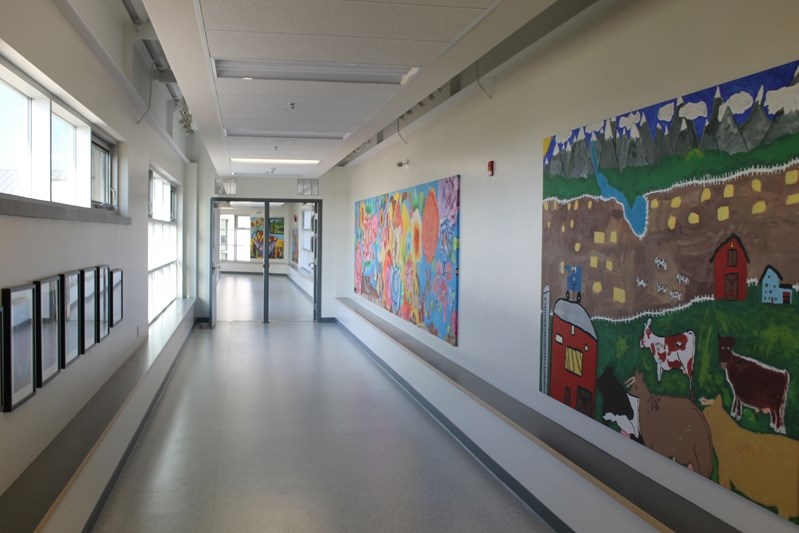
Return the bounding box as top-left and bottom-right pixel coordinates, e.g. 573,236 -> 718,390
626,372 -> 713,478
717,335 -> 790,434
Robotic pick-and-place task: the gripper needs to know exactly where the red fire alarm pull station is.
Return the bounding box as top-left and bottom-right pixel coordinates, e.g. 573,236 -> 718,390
487,160 -> 495,176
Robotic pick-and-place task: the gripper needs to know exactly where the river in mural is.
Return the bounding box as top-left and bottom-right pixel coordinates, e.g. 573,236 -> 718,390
541,59 -> 799,522
355,175 -> 460,345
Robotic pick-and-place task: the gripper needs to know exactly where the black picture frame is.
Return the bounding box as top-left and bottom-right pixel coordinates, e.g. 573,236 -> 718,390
80,268 -> 98,354
98,265 -> 110,341
34,276 -> 62,387
110,269 -> 123,326
2,284 -> 37,411
60,271 -> 81,367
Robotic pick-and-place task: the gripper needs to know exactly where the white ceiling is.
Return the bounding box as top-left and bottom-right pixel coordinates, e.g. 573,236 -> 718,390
140,0 -> 558,178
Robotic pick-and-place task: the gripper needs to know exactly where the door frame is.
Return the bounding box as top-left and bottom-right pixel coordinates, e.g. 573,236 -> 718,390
209,197 -> 322,325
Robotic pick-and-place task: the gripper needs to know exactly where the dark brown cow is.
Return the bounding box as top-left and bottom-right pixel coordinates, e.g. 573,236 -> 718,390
717,335 -> 790,434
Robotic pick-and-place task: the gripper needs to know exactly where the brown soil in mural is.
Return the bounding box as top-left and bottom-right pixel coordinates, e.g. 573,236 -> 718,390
542,164 -> 799,318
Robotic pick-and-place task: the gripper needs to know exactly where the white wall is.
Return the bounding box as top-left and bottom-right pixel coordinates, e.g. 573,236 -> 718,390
0,0 -> 196,495
326,1 -> 799,530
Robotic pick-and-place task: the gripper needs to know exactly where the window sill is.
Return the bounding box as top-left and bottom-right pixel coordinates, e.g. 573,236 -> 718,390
0,193 -> 131,225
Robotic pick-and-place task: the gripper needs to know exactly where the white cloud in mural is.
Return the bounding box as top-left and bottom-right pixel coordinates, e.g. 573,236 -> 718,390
679,101 -> 708,121
765,82 -> 799,114
719,91 -> 754,117
584,120 -> 604,134
657,102 -> 675,122
618,111 -> 641,131
555,130 -> 574,145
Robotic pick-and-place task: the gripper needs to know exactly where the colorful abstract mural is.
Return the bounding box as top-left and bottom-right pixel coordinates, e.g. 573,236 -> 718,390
291,228 -> 299,264
250,217 -> 265,259
355,175 -> 460,345
540,60 -> 799,521
268,217 -> 285,260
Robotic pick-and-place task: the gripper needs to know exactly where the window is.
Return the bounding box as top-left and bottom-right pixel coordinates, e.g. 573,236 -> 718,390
91,138 -> 115,208
0,61 -> 115,210
564,346 -> 584,376
0,79 -> 31,197
219,213 -> 259,262
727,248 -> 737,267
219,216 -> 230,261
148,172 -> 179,322
235,215 -> 251,261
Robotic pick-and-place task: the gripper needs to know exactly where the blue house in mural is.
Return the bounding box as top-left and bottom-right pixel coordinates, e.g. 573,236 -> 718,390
760,265 -> 793,304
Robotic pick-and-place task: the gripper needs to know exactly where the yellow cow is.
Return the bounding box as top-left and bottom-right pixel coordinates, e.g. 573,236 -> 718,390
700,396 -> 799,519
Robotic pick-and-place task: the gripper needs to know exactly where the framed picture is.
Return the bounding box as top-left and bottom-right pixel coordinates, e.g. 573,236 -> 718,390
81,268 -> 98,354
110,269 -> 123,326
98,266 -> 110,341
60,271 -> 80,367
2,284 -> 37,411
34,276 -> 61,386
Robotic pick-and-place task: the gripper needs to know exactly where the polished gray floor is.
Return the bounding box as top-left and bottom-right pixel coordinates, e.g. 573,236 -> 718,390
93,280 -> 551,532
216,273 -> 264,322
217,273 -> 314,323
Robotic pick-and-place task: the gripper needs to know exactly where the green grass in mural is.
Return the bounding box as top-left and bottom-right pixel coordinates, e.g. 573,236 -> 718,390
592,292 -> 799,440
544,133 -> 799,201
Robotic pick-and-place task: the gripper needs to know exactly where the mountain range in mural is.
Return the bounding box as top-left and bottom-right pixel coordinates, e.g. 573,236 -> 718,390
545,62 -> 799,179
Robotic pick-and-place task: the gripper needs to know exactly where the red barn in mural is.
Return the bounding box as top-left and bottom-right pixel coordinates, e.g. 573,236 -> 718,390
550,299 -> 597,416
710,233 -> 749,301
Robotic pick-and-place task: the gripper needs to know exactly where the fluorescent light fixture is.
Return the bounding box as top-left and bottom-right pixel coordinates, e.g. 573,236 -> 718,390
215,58 -> 417,85
231,158 -> 320,165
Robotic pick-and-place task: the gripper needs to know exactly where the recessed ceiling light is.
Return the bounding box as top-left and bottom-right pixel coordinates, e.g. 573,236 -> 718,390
231,158 -> 320,165
242,77 -> 253,80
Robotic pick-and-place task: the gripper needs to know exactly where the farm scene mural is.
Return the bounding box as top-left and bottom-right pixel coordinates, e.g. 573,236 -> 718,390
355,175 -> 460,346
540,60 -> 799,522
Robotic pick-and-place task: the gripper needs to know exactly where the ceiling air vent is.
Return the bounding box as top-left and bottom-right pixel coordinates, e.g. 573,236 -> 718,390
297,179 -> 319,196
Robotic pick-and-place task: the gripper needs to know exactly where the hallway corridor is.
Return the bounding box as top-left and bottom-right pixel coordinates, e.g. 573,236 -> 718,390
92,308 -> 550,531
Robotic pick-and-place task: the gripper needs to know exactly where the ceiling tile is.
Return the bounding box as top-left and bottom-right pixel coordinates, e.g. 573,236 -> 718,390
218,94 -> 386,123
206,31 -> 446,67
215,78 -> 401,101
200,0 -> 487,41
355,0 -> 496,6
223,117 -> 362,136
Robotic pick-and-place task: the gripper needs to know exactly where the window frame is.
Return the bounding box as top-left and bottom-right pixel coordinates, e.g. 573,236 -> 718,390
91,135 -> 117,210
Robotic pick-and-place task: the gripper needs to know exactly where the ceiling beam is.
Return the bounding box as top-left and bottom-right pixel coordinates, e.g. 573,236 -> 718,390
141,0 -> 231,176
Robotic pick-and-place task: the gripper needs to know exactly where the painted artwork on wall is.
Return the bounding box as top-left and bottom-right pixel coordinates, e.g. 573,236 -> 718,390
540,60 -> 799,521
355,175 -> 460,345
269,217 -> 285,259
291,228 -> 299,264
250,217 -> 265,259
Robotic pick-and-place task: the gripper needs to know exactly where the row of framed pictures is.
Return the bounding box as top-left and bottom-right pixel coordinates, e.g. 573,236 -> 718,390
1,267 -> 124,412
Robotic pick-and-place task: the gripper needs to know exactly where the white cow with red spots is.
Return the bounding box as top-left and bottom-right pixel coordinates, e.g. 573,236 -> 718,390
640,318 -> 695,388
